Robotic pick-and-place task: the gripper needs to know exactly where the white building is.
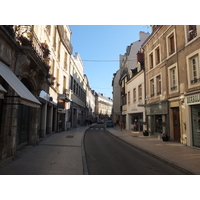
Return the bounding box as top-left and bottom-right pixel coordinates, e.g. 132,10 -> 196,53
126,58 -> 146,131
119,31 -> 150,129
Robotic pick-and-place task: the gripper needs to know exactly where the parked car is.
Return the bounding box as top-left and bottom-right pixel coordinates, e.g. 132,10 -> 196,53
106,120 -> 114,127
98,120 -> 104,124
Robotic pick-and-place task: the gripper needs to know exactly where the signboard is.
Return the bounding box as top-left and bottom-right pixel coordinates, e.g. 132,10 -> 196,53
186,94 -> 200,105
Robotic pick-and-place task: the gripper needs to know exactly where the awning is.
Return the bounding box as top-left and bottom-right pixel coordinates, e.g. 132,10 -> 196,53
0,84 -> 7,99
0,61 -> 41,108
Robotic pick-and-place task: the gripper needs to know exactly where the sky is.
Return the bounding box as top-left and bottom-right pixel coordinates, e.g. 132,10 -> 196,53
69,25 -> 151,99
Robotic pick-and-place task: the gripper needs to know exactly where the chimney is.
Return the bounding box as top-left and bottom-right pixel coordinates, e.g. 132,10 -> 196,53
137,49 -> 144,64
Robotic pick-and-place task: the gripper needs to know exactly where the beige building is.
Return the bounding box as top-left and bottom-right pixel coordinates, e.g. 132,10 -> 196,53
85,76 -> 96,122
34,25 -> 72,134
95,93 -> 113,122
142,25 -> 200,147
69,53 -> 86,127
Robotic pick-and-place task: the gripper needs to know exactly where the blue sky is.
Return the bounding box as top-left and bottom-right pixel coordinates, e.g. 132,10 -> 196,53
69,25 -> 151,99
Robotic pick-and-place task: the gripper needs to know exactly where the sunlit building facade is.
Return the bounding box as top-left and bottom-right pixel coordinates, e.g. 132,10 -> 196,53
142,25 -> 200,147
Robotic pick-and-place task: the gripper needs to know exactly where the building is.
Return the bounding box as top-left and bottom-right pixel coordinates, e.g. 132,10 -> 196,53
125,50 -> 146,131
85,76 -> 96,122
95,93 -> 113,123
69,53 -> 86,128
0,25 -> 49,160
118,31 -> 150,129
33,25 -> 72,135
142,25 -> 200,147
112,70 -> 121,125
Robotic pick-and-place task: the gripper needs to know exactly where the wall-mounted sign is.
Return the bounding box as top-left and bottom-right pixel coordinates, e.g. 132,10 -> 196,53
186,94 -> 200,105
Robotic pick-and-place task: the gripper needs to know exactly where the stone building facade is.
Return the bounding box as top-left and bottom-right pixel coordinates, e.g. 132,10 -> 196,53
95,93 -> 113,123
0,25 -> 49,161
142,25 -> 200,147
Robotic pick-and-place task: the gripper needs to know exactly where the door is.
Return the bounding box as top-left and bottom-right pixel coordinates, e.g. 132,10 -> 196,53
191,105 -> 200,148
17,104 -> 30,149
173,108 -> 180,142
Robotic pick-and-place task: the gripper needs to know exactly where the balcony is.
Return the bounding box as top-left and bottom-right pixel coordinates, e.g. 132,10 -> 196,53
16,25 -> 50,73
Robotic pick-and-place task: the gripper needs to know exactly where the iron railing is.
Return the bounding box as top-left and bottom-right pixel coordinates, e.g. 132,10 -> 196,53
16,25 -> 50,61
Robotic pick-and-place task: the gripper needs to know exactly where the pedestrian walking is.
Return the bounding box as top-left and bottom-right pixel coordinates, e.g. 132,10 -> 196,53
119,120 -> 124,131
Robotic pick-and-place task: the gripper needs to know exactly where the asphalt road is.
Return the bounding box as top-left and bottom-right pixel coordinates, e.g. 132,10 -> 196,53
84,124 -> 186,175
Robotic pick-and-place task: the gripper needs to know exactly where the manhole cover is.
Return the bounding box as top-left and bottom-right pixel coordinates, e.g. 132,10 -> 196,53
66,135 -> 74,138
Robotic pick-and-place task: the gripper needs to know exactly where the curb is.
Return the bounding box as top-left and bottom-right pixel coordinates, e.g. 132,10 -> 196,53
106,129 -> 195,175
81,129 -> 89,175
81,124 -> 96,175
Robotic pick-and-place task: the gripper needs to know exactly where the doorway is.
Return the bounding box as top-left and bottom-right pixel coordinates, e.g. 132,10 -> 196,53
172,107 -> 180,142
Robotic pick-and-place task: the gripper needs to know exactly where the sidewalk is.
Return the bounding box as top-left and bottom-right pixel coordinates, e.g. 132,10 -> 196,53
107,126 -> 200,175
0,126 -> 88,175
1,125 -> 200,175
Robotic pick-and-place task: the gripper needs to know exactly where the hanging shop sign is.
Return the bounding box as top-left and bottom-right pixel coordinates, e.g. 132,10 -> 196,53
186,94 -> 200,105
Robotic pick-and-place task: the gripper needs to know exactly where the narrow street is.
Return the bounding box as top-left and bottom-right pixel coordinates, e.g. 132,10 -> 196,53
84,124 -> 186,175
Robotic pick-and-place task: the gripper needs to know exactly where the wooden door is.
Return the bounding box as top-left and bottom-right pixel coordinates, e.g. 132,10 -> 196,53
173,108 -> 180,142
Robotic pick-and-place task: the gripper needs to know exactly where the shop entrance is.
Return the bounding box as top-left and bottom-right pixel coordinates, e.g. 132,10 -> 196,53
131,113 -> 143,131
17,104 -> 30,149
155,115 -> 162,133
173,107 -> 180,142
191,105 -> 200,148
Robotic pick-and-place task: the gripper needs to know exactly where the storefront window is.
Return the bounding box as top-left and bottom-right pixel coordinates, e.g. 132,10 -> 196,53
131,113 -> 143,131
191,105 -> 200,147
155,115 -> 162,133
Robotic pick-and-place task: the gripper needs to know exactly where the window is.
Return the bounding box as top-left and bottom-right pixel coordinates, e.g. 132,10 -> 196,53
70,76 -> 73,90
57,40 -> 61,60
168,64 -> 179,93
187,25 -> 197,42
155,47 -> 160,65
64,53 -> 68,70
133,88 -> 136,102
149,52 -> 154,69
128,91 -> 130,104
190,55 -> 200,84
138,85 -> 142,100
150,79 -> 154,97
53,27 -> 57,50
156,75 -> 161,95
63,76 -> 66,93
46,25 -> 51,35
168,33 -> 175,55
76,83 -> 78,95
57,68 -> 59,85
51,59 -> 55,76
73,80 -> 76,93
171,67 -> 177,90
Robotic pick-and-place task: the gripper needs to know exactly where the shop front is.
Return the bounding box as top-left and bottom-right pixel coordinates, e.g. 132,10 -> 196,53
129,113 -> 143,132
186,93 -> 200,148
146,100 -> 168,138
